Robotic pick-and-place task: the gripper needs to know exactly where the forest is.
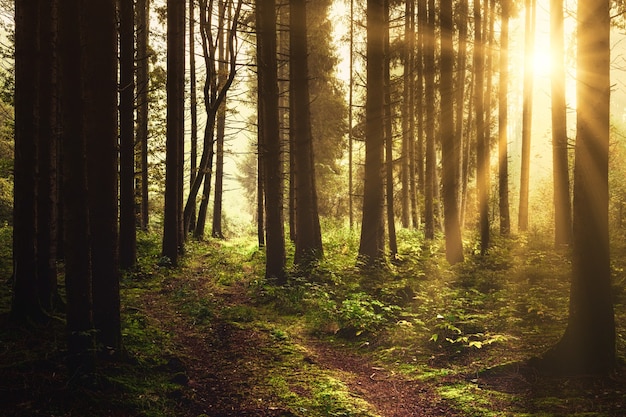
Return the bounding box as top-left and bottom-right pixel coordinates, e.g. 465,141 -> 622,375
1,0 -> 626,415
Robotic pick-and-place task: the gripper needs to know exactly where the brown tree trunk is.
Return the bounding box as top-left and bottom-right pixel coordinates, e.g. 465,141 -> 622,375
400,0 -> 414,229
163,0 -> 185,264
136,0 -> 150,231
120,0 -> 137,269
423,0 -> 436,240
83,0 -> 121,353
440,0 -> 463,264
474,0 -> 489,254
189,0 -> 198,232
58,0 -> 95,376
257,0 -> 286,282
498,0 -> 511,236
519,0 -> 535,232
290,0 -> 324,267
541,0 -> 614,375
550,0 -> 572,246
358,0 -> 386,265
12,0 -> 44,322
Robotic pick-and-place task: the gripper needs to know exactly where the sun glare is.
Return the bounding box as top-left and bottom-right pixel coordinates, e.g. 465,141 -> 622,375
532,45 -> 553,77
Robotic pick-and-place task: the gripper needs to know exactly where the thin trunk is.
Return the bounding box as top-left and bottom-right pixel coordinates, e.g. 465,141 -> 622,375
498,0 -> 511,236
120,0 -> 137,269
519,0 -> 535,232
348,0 -> 354,230
190,0 -> 198,232
474,0 -> 489,254
384,0 -> 397,258
455,0 -> 467,212
424,0 -> 436,240
400,0 -> 413,229
550,0 -> 572,246
136,0 -> 150,231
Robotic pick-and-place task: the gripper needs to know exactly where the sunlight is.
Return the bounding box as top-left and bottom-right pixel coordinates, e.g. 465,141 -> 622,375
532,47 -> 553,77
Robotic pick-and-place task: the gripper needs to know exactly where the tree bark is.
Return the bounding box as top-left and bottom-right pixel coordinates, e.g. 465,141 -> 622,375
163,0 -> 186,264
498,0 -> 511,236
136,0 -> 150,231
550,0 -> 572,246
440,0 -> 463,264
423,0 -> 436,240
190,0 -> 198,232
358,0 -> 386,265
120,0 -> 137,269
540,0 -> 615,374
290,0 -> 324,267
257,0 -> 286,282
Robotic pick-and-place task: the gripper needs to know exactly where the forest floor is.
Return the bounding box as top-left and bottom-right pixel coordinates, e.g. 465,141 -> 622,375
2,229 -> 626,416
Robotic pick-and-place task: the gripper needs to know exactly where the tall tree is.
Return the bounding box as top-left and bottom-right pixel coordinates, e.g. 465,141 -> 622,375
400,0 -> 414,229
136,0 -> 150,231
550,0 -> 572,246
119,0 -> 137,269
12,0 -> 43,322
83,0 -> 121,353
423,0 -> 436,240
455,0 -> 468,221
498,0 -> 511,236
257,0 -> 286,282
440,0 -> 464,264
519,0 -> 536,232
540,0 -> 614,374
36,0 -> 59,311
348,0 -> 355,230
415,0 -> 426,227
58,0 -> 95,376
474,0 -> 489,254
383,0 -> 397,259
358,0 -> 386,265
163,0 -> 185,264
190,0 -> 198,232
290,0 -> 324,266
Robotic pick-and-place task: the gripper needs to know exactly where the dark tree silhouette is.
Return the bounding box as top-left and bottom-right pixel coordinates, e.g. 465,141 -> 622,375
498,0 -> 511,236
358,0 -> 386,265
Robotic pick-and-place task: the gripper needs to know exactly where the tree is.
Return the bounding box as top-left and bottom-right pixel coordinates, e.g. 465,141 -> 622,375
190,0 -> 198,233
474,0 -> 489,254
136,0 -> 150,231
539,0 -> 615,375
550,0 -> 572,246
440,0 -> 464,264
498,0 -> 511,236
163,0 -> 185,264
120,0 -> 137,269
519,0 -> 536,232
58,0 -> 95,376
455,0 -> 469,226
83,0 -> 121,354
257,0 -> 286,282
423,0 -> 436,240
11,0 -> 43,322
400,0 -> 413,229
358,0 -> 386,265
290,0 -> 324,266
36,0 -> 59,311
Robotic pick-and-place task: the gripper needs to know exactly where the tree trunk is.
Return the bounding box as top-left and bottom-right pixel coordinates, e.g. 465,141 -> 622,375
358,0 -> 386,265
83,0 -> 121,354
519,0 -> 535,232
541,0 -> 614,375
190,0 -> 198,232
136,0 -> 150,231
550,0 -> 572,246
36,0 -> 59,312
291,0 -> 324,267
383,0 -> 397,259
120,0 -> 137,269
163,0 -> 186,264
415,0 -> 426,228
257,0 -> 286,282
58,0 -> 95,376
423,0 -> 436,240
12,0 -> 43,322
474,0 -> 489,254
400,0 -> 414,229
498,0 -> 511,236
440,0 -> 464,264
348,0 -> 355,230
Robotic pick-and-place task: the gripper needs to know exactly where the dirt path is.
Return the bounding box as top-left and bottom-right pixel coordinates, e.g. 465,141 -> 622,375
144,271 -> 462,417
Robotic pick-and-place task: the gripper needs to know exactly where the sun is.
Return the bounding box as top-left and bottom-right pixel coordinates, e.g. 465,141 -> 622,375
532,47 -> 553,77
